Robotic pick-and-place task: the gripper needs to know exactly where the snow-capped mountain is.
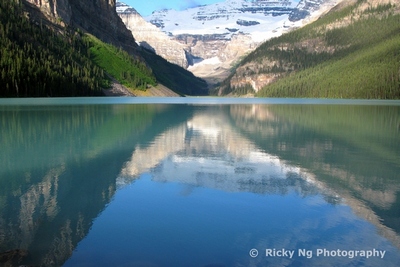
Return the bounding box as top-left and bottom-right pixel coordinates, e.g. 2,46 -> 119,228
117,0 -> 340,85
146,0 -> 336,42
147,0 -> 295,43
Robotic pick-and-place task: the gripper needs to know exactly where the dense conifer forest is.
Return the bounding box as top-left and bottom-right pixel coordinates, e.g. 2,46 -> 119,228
0,1 -> 103,96
221,0 -> 400,99
0,0 -> 157,97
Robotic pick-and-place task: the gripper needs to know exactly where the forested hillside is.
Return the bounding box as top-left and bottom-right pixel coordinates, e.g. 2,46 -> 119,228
219,0 -> 400,99
0,0 -> 160,97
0,1 -> 106,96
0,0 -> 208,97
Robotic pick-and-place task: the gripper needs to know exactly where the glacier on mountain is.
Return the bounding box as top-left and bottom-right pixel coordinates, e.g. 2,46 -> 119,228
143,0 -> 336,42
117,0 -> 340,84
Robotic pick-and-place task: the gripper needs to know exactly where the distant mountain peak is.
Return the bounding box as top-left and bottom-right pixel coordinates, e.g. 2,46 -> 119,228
144,0 -> 328,42
116,2 -> 140,15
117,0 -> 342,86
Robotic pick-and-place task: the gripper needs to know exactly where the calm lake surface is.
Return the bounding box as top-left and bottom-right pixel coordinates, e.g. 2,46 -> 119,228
1,98 -> 400,267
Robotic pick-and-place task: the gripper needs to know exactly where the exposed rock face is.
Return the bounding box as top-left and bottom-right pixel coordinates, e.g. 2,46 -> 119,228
223,0 -> 399,95
113,0 -> 340,86
116,1 -> 258,72
228,59 -> 280,94
175,33 -> 230,61
27,0 -> 72,24
185,33 -> 257,86
25,0 -> 137,53
230,73 -> 278,93
227,36 -> 336,93
142,0 -> 340,85
289,0 -> 331,21
116,3 -> 188,67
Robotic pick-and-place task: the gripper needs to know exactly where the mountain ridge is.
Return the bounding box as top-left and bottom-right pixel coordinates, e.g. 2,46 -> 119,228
116,2 -> 189,68
217,0 -> 400,98
117,0 -> 343,86
25,0 -> 138,54
0,0 -> 208,97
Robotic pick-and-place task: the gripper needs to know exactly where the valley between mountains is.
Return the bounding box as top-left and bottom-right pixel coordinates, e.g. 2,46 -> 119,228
116,0 -> 341,89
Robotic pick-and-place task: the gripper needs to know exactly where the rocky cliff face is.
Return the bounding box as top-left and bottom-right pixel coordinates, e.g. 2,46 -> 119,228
228,54 -> 290,93
141,0 -> 340,85
25,0 -> 137,53
116,2 -> 188,68
222,0 -> 399,95
116,1 -> 257,73
27,0 -> 72,24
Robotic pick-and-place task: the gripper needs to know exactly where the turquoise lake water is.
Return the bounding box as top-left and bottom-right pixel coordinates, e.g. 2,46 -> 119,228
0,98 -> 399,266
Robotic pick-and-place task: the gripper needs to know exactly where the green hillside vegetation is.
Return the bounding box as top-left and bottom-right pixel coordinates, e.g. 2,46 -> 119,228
85,34 -> 156,91
0,0 -> 197,97
223,0 -> 400,99
0,0 -> 107,97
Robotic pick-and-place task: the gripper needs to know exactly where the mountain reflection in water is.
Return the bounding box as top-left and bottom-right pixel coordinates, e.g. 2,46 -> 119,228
118,108 -> 338,200
0,101 -> 399,267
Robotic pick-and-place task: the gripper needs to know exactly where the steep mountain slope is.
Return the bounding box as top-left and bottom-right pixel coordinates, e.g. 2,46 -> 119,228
219,0 -> 400,98
0,0 -> 160,97
25,0 -> 138,54
1,0 -> 208,97
117,3 -> 189,68
0,1 -> 105,97
140,48 -> 209,96
142,0 -> 341,84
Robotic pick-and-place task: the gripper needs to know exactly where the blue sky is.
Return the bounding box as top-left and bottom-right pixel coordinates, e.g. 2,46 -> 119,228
122,0 -> 222,16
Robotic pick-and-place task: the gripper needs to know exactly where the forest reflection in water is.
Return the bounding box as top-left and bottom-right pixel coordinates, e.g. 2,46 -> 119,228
0,100 -> 399,266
